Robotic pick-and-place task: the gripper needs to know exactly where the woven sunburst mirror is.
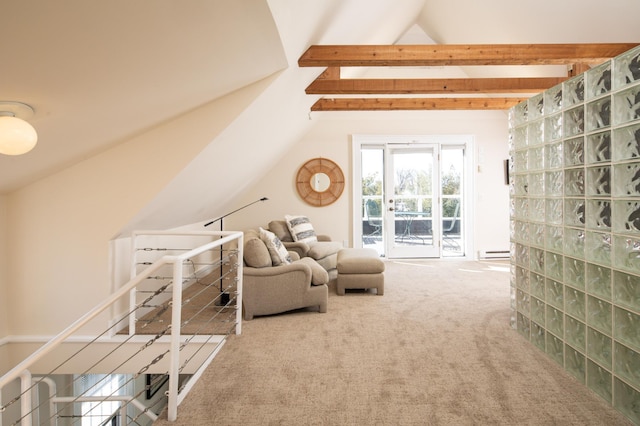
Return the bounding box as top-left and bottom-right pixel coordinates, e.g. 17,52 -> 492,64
295,158 -> 345,206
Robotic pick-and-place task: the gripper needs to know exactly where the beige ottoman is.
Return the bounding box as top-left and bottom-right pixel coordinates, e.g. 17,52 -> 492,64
336,248 -> 385,295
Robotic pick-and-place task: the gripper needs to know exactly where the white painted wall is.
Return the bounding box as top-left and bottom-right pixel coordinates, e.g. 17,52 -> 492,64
3,79 -> 275,336
226,109 -> 511,255
0,195 -> 8,338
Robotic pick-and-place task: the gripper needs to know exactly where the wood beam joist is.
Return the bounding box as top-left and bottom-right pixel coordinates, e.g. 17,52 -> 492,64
299,43 -> 638,67
306,76 -> 566,94
311,97 -> 527,111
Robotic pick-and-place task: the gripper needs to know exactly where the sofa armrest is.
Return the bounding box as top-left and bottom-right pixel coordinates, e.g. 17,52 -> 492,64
282,241 -> 309,257
317,235 -> 332,242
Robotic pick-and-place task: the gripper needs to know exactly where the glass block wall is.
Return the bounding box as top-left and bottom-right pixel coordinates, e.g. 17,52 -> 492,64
509,45 -> 640,424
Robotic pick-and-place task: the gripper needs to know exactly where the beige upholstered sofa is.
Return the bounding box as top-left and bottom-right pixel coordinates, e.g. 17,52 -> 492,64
268,220 -> 342,279
242,229 -> 328,320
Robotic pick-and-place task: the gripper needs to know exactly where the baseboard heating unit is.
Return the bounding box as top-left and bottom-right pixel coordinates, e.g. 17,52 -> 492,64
478,250 -> 510,259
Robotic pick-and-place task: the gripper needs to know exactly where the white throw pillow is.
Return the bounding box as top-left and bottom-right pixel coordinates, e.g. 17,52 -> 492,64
259,227 -> 292,266
284,215 -> 318,244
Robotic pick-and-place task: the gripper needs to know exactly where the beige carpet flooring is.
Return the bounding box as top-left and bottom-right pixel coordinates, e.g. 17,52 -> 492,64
153,259 -> 632,425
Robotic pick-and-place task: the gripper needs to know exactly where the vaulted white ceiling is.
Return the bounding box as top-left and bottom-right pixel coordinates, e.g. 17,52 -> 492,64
1,0 -> 638,195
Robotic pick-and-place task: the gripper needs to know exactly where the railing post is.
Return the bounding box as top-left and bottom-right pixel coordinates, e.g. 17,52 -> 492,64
167,259 -> 183,422
19,370 -> 32,426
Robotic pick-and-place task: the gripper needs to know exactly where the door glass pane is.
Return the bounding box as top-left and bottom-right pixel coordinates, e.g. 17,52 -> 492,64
442,147 -> 464,256
387,147 -> 439,258
361,148 -> 384,256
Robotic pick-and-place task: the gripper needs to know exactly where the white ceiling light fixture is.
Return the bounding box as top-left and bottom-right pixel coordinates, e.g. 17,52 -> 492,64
0,101 -> 38,156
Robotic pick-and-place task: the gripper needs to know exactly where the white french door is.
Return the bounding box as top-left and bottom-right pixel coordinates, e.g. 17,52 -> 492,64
385,144 -> 440,258
355,134 -> 471,259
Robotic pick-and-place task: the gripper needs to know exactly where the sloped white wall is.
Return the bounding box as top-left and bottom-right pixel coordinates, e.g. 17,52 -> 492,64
226,109 -> 511,255
3,78 -> 277,336
0,195 -> 8,338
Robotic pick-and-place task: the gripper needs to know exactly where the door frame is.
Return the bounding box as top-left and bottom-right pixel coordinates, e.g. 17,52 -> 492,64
352,134 -> 475,259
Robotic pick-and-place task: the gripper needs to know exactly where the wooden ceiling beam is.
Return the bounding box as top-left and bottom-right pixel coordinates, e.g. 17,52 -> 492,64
311,97 -> 527,111
299,43 -> 638,67
306,77 -> 566,94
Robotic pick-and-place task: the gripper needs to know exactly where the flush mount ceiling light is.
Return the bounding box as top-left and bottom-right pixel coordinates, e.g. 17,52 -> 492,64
0,101 -> 38,156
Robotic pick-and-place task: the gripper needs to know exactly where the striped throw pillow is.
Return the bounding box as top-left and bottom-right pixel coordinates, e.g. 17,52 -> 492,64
284,215 -> 318,244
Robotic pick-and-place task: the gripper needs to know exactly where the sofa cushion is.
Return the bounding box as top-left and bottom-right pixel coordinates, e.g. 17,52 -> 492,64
268,220 -> 293,242
296,257 -> 329,285
285,215 -> 318,244
244,231 -> 272,268
259,227 -> 292,266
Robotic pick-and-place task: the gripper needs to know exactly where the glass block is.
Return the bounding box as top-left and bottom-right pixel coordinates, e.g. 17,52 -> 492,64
613,162 -> 640,198
587,296 -> 612,335
587,327 -> 612,369
515,197 -> 529,220
585,166 -> 610,196
586,263 -> 611,301
585,231 -> 612,266
546,305 -> 564,341
613,85 -> 640,125
514,148 -> 528,172
530,222 -> 545,248
566,287 -> 586,321
531,321 -> 546,351
528,173 -> 545,197
528,93 -> 544,120
586,61 -> 611,99
546,332 -> 564,366
546,199 -> 563,225
516,288 -> 530,316
613,45 -> 640,89
546,141 -> 563,169
564,198 -> 586,227
511,284 -> 517,311
586,200 -> 611,231
545,225 -> 563,252
508,128 -> 515,150
529,198 -> 545,223
564,137 -> 585,167
613,200 -> 640,235
517,311 -> 531,339
614,342 -> 640,390
614,307 -> 640,351
586,131 -> 611,164
613,235 -> 640,273
545,252 -> 563,281
514,126 -> 528,150
564,75 -> 584,108
510,198 -> 516,218
515,243 -> 529,268
547,279 -> 564,309
586,98 -> 611,131
565,316 -> 586,352
514,220 -> 528,243
565,257 -> 585,289
514,173 -> 528,196
563,106 -> 585,138
613,270 -> 640,312
564,169 -> 585,197
528,120 -> 545,146
530,246 -> 545,275
565,344 -> 586,383
545,170 -> 564,197
545,84 -> 563,114
516,265 -> 530,291
564,228 -> 585,260
531,272 -> 546,300
531,297 -> 545,324
612,122 -> 640,162
545,113 -> 563,142
528,146 -> 545,170
613,377 -> 640,424
587,359 -> 612,403
513,101 -> 529,126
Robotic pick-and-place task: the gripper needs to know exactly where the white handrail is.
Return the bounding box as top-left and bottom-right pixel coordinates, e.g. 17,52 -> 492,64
0,230 -> 243,424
